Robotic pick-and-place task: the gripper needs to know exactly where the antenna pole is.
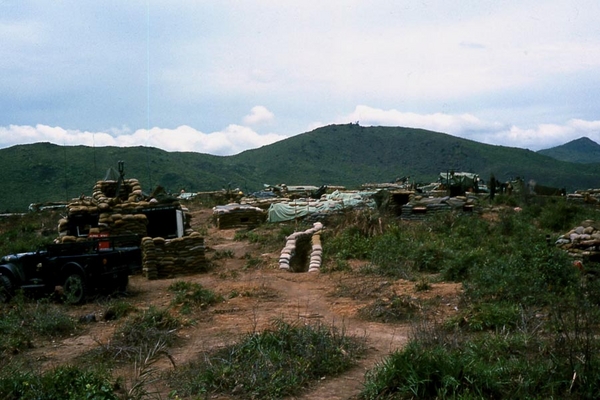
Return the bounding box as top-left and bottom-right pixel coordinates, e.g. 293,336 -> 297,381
145,0 -> 153,190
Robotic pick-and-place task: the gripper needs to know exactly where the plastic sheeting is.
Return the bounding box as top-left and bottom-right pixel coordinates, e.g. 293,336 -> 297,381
267,190 -> 377,222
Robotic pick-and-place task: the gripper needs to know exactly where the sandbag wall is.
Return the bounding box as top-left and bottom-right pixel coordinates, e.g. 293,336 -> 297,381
555,220 -> 600,259
279,222 -> 324,273
400,196 -> 477,221
141,232 -> 207,280
58,204 -> 151,241
567,189 -> 600,204
213,203 -> 267,229
93,178 -> 143,205
400,203 -> 453,221
97,213 -> 148,236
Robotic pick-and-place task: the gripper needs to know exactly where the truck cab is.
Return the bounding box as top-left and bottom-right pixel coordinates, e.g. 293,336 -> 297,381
0,235 -> 141,304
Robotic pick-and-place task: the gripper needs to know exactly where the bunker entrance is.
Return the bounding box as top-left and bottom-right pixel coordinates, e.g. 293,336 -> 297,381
289,234 -> 312,273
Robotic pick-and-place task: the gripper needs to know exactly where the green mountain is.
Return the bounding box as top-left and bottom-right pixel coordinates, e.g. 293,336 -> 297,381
1,124 -> 599,212
537,137 -> 600,164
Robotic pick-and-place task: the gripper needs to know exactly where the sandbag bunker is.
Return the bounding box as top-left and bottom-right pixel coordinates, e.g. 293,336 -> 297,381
279,222 -> 324,273
55,167 -> 206,280
212,203 -> 267,229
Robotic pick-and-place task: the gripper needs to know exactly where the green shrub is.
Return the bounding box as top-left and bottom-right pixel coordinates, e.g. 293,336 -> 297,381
368,244 -> 410,278
441,247 -> 488,282
82,306 -> 182,363
168,319 -> 366,399
464,240 -> 577,306
0,365 -> 118,400
0,297 -> 77,357
168,281 -> 220,314
446,302 -> 522,332
359,294 -> 421,323
211,249 -> 234,260
119,306 -> 180,346
325,229 -> 374,261
537,199 -> 588,232
102,298 -> 136,321
360,331 -> 587,399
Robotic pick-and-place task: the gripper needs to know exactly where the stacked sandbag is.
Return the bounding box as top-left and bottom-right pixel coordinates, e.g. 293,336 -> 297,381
126,179 -> 144,202
183,210 -> 194,236
141,233 -> 206,280
67,201 -> 99,217
567,189 -> 600,204
56,200 -> 100,237
105,213 -> 149,236
58,217 -> 70,238
401,196 -> 477,221
555,220 -> 600,259
309,225 -> 323,273
279,222 -> 324,273
213,203 -> 267,229
93,178 -> 143,205
141,237 -> 160,280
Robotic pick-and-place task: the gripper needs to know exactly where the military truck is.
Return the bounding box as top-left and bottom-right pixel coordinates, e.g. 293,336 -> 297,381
0,235 -> 141,304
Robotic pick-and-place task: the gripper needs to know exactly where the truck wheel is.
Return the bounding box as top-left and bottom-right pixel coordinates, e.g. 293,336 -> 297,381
116,274 -> 129,292
0,275 -> 13,303
63,273 -> 86,304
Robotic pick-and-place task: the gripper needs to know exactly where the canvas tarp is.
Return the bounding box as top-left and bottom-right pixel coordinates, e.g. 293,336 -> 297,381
267,190 -> 377,222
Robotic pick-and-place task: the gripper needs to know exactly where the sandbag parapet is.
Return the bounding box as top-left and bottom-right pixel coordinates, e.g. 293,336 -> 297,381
555,220 -> 600,260
141,232 -> 207,280
279,222 -> 324,272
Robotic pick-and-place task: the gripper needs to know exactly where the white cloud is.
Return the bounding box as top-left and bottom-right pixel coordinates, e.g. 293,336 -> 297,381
243,106 -> 275,126
331,106 -> 600,151
479,120 -> 600,151
338,105 -> 505,135
2,106 -> 600,156
0,124 -> 288,156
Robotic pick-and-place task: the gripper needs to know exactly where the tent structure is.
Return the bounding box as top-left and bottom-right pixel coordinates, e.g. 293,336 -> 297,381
267,190 -> 377,222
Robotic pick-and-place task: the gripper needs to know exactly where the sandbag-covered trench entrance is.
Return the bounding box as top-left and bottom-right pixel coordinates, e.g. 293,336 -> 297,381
278,222 -> 324,273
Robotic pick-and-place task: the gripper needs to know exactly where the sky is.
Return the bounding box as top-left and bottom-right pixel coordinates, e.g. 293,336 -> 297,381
1,1 -> 600,156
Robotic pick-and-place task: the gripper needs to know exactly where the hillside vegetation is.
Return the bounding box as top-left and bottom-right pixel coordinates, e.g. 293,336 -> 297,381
538,137 -> 600,164
2,124 -> 600,212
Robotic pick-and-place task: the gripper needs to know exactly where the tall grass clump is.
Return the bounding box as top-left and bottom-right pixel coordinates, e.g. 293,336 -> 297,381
362,291 -> 600,400
84,306 -> 181,364
168,319 -> 366,399
324,226 -> 376,261
361,331 -> 562,399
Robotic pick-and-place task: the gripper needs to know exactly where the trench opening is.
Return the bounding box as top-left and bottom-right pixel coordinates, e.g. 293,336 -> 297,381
289,234 -> 312,273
